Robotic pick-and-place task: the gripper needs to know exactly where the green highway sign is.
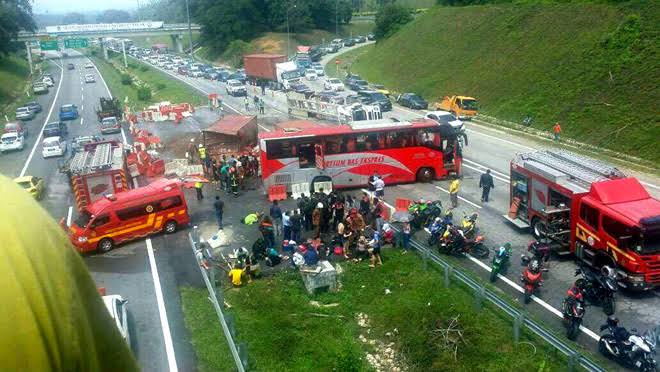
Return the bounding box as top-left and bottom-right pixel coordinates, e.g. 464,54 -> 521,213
64,38 -> 89,48
39,40 -> 59,51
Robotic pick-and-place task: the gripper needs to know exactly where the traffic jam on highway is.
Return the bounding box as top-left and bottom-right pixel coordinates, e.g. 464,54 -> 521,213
4,33 -> 659,371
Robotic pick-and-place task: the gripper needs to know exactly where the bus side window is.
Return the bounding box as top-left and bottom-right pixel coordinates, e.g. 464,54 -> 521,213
346,137 -> 356,152
356,135 -> 367,151
159,196 -> 182,210
90,214 -> 110,228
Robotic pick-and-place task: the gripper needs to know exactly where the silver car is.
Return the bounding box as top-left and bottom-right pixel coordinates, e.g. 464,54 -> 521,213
15,106 -> 36,121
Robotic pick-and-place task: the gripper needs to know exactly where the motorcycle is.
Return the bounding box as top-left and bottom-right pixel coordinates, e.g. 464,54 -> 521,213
574,266 -> 618,315
562,297 -> 586,340
438,226 -> 489,258
427,210 -> 454,246
490,244 -> 511,282
599,321 -> 657,371
520,256 -> 547,304
460,212 -> 479,239
527,240 -> 551,263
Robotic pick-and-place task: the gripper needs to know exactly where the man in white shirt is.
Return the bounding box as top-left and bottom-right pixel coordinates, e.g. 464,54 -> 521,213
372,176 -> 385,198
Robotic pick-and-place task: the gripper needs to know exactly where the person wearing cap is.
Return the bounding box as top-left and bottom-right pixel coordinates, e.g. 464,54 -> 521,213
312,202 -> 323,238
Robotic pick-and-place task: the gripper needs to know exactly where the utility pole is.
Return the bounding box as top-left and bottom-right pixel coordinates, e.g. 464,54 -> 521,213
185,0 -> 193,57
122,39 -> 128,67
286,3 -> 296,59
335,0 -> 339,37
25,41 -> 33,75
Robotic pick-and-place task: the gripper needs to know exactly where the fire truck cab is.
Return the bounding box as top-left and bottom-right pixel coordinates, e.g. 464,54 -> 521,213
504,149 -> 660,290
60,140 -> 130,212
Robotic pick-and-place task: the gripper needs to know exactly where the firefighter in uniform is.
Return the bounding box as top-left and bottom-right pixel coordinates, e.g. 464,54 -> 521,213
230,168 -> 239,197
198,144 -> 209,175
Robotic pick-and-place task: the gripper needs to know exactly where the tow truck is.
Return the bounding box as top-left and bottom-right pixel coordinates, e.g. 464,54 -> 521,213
59,140 -> 130,212
504,149 -> 660,290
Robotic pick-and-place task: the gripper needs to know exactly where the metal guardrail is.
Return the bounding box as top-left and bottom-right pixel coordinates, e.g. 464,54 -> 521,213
188,231 -> 247,372
406,235 -> 604,372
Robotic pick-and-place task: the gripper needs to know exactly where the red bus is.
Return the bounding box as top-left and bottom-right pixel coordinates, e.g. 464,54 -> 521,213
67,178 -> 190,253
259,119 -> 462,191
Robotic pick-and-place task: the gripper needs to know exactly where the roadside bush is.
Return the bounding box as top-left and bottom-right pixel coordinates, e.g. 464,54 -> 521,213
137,86 -> 152,101
156,82 -> 167,90
374,4 -> 414,39
221,40 -> 255,67
120,73 -> 132,85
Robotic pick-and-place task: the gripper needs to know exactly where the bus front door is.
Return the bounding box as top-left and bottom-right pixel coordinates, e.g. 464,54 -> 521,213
315,144 -> 325,170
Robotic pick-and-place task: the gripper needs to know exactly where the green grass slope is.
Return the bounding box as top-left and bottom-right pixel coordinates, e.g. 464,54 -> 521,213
0,55 -> 31,119
350,2 -> 660,162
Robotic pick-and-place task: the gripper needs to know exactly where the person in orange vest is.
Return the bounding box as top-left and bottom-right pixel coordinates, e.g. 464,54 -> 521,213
553,122 -> 562,142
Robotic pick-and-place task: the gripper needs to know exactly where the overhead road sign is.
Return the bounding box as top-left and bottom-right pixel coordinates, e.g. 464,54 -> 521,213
64,38 -> 89,48
39,40 -> 59,51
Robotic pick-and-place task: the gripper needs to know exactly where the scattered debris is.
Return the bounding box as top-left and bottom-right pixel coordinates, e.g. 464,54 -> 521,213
309,300 -> 340,308
384,288 -> 392,295
355,313 -> 407,372
430,315 -> 467,361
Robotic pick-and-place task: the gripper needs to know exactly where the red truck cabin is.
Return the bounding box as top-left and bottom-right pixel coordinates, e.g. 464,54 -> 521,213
506,150 -> 660,290
68,178 -> 190,253
259,119 -> 462,192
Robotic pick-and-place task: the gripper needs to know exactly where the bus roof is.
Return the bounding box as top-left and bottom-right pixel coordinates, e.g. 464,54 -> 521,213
259,119 -> 443,140
87,178 -> 182,215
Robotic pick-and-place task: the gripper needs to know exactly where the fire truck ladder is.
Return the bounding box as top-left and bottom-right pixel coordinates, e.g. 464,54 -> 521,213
89,143 -> 114,172
523,150 -> 624,188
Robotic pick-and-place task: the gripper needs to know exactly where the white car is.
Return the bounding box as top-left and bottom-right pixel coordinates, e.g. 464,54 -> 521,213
226,79 -> 247,96
0,133 -> 25,153
189,70 -> 204,78
84,62 -> 94,69
103,295 -> 130,345
305,69 -> 318,81
324,78 -> 344,91
84,74 -> 95,83
313,66 -> 325,76
41,136 -> 67,158
425,110 -> 464,131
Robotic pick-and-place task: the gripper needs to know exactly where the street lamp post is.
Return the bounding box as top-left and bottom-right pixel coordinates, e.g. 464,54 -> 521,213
335,0 -> 338,37
185,0 -> 194,56
286,3 -> 296,59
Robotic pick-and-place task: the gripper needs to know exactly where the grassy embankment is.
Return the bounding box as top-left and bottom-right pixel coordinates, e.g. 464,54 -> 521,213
0,54 -> 33,123
181,252 -> 567,371
90,50 -> 204,109
196,21 -> 375,66
339,2 -> 660,164
130,33 -> 201,52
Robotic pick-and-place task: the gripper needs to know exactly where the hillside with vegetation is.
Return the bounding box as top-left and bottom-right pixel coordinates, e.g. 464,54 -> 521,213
347,1 -> 659,162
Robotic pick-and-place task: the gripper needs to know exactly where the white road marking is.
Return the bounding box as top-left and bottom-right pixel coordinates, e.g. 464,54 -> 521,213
19,63 -> 64,177
434,185 -> 482,209
146,238 -> 179,372
465,128 -> 536,151
66,206 -> 73,227
462,163 -> 510,184
81,104 -> 84,111
640,181 -> 660,190
81,117 -> 84,126
462,158 -> 510,179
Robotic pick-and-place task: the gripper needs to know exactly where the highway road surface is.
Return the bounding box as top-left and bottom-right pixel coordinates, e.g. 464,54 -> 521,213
127,46 -> 660,356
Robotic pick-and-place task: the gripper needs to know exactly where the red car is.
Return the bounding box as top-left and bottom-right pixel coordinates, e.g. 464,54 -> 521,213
4,122 -> 28,138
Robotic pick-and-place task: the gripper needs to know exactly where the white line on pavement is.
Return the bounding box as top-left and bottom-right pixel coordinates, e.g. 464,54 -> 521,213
641,181 -> 660,191
465,128 -> 536,151
462,158 -> 510,179
66,206 -> 73,227
462,163 -> 510,184
81,104 -> 84,111
80,117 -> 84,126
19,63 -> 64,178
146,238 -> 179,372
434,185 -> 482,209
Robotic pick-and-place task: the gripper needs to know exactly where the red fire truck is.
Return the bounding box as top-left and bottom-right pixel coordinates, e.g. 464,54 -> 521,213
61,140 -> 130,212
504,149 -> 660,290
259,119 -> 462,192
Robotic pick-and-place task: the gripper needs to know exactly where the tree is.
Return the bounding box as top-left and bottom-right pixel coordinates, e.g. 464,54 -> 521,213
195,0 -> 265,53
96,9 -> 134,23
0,0 -> 36,56
338,1 -> 353,24
62,12 -> 86,25
374,4 -> 412,39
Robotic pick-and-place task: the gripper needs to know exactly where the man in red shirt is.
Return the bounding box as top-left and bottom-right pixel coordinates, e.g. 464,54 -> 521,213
553,122 -> 562,142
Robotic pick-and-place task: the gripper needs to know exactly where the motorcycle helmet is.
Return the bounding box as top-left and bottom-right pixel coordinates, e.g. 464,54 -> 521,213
435,217 -> 441,222
469,212 -> 478,222
503,242 -> 512,250
419,199 -> 425,204
601,265 -> 615,278
606,316 -> 619,327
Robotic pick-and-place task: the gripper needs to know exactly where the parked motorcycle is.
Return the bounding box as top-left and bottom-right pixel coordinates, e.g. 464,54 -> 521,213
562,296 -> 586,340
575,266 -> 618,315
410,200 -> 444,230
528,240 -> 551,263
438,226 -> 489,258
490,243 -> 512,282
599,318 -> 657,371
427,210 -> 454,246
520,256 -> 547,304
460,212 -> 479,239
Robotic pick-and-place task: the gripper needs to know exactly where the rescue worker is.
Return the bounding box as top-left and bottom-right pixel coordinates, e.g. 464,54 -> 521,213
479,169 -> 495,203
243,212 -> 261,225
312,202 -> 323,238
198,143 -> 209,176
194,180 -> 204,200
228,264 -> 247,286
259,99 -> 265,114
186,138 -> 197,164
0,175 -> 139,371
230,169 -> 239,197
220,162 -> 230,193
449,178 -> 460,208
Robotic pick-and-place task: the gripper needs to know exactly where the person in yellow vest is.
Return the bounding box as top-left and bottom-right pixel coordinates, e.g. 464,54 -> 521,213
449,178 -> 460,208
195,180 -> 204,200
228,264 -> 247,286
0,175 -> 139,371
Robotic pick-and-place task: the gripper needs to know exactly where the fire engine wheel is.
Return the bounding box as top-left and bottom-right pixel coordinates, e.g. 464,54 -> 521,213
98,238 -> 114,253
164,220 -> 178,234
416,168 -> 434,183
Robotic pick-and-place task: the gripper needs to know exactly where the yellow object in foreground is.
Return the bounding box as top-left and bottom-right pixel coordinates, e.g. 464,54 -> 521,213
0,175 -> 138,371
